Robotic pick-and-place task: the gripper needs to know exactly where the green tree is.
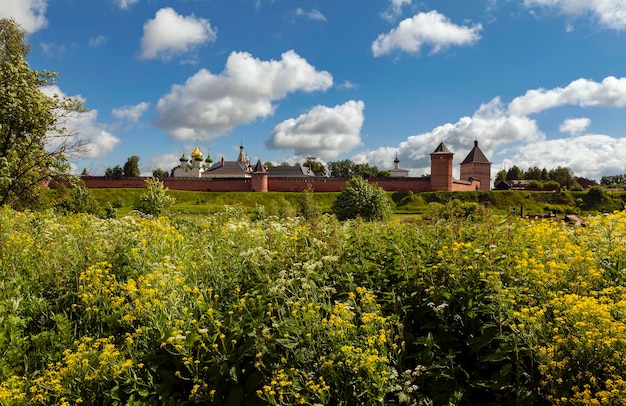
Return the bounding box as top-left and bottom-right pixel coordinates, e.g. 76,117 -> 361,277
302,156 -> 327,176
123,155 -> 141,177
525,166 -> 543,180
328,159 -> 354,177
152,168 -> 169,179
0,18 -> 84,208
549,166 -> 575,188
495,169 -> 507,182
104,165 -> 123,178
133,178 -> 175,217
506,165 -> 523,180
331,176 -> 391,221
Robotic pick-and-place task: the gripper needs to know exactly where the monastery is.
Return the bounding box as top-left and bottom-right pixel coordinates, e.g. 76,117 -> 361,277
81,141 -> 491,192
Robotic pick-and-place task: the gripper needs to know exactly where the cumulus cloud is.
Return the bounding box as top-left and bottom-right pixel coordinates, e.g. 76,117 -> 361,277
0,0 -> 48,33
351,75 -> 626,181
267,100 -> 365,158
140,8 -> 217,61
41,86 -> 120,159
115,0 -> 140,10
353,97 -> 543,174
381,0 -> 413,21
112,102 -> 150,122
295,8 -> 327,22
524,0 -> 626,30
156,50 -> 333,140
508,76 -> 626,116
372,10 -> 482,57
502,134 -> 626,180
559,117 -> 591,136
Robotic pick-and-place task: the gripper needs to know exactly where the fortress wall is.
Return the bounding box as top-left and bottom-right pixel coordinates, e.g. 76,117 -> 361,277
81,176 -> 436,193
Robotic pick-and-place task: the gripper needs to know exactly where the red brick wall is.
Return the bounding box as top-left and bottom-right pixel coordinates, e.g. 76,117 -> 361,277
81,176 -> 439,193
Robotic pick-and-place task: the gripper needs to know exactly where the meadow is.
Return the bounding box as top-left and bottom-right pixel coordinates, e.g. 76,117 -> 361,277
1,204 -> 626,405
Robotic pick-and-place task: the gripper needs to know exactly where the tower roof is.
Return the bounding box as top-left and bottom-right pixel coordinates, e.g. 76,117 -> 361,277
431,142 -> 452,154
461,140 -> 490,164
253,159 -> 267,173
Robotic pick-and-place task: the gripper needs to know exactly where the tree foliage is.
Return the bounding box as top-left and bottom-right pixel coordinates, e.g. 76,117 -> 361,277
0,18 -> 85,208
302,156 -> 327,176
601,174 -> 626,186
331,176 -> 391,221
104,165 -> 123,178
123,155 -> 140,177
327,159 -> 390,178
152,168 -> 169,179
133,178 -> 175,217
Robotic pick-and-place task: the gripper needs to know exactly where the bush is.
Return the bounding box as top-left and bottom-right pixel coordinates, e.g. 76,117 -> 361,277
331,176 -> 391,221
132,178 -> 175,217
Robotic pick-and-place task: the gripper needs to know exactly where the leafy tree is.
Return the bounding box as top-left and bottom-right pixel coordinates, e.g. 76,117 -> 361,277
123,155 -> 141,177
0,18 -> 85,208
549,166 -> 575,188
152,168 -> 169,179
104,165 -> 123,178
495,170 -> 507,182
328,159 -> 390,178
506,165 -> 524,180
263,161 -> 275,168
331,176 -> 391,221
525,166 -> 543,180
328,159 -> 353,177
302,156 -> 327,176
601,174 -> 626,186
133,178 -> 175,217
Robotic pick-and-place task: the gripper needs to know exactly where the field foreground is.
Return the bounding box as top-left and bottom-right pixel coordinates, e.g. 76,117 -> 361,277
1,207 -> 626,405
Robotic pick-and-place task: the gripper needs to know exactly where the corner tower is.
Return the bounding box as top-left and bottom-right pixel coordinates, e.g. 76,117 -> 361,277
430,142 -> 453,191
460,140 -> 491,191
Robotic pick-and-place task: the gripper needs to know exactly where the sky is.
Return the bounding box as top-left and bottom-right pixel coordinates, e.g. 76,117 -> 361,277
2,0 -> 626,182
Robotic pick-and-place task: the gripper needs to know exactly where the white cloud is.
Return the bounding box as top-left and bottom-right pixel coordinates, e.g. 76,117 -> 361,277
89,35 -> 108,47
524,0 -> 626,30
338,80 -> 358,90
559,117 -> 591,136
140,7 -> 217,61
508,76 -> 626,116
295,8 -> 327,22
352,75 -> 626,181
502,134 -> 626,180
0,0 -> 48,33
353,97 -> 543,173
156,50 -> 333,140
115,0 -> 140,10
41,86 -> 120,159
372,10 -> 482,57
381,0 -> 413,21
267,100 -> 365,158
112,102 -> 150,122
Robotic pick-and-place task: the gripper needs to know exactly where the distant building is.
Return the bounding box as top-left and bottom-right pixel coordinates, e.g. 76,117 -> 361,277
389,156 -> 409,178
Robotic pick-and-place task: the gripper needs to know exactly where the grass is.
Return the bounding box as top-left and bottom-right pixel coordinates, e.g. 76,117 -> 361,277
45,186 -> 626,218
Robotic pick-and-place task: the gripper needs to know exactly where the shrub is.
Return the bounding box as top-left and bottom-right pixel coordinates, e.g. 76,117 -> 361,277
132,178 -> 175,217
331,176 -> 391,221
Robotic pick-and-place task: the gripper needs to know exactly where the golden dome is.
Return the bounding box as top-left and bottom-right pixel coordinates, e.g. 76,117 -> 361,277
190,146 -> 202,158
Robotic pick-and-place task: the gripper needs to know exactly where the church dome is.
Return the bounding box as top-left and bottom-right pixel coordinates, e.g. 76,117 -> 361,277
191,146 -> 203,159
179,154 -> 188,162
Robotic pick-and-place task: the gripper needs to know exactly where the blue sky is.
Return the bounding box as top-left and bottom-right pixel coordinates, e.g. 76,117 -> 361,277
3,0 -> 626,182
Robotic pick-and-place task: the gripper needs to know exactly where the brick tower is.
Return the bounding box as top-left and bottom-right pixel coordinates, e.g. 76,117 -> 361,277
251,160 -> 268,192
460,140 -> 491,191
430,142 -> 453,191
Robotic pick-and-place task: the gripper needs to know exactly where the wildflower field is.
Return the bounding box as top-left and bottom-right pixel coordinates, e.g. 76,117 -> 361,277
1,205 -> 626,405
